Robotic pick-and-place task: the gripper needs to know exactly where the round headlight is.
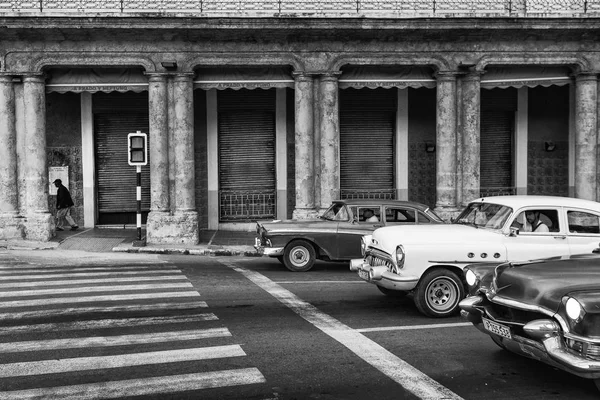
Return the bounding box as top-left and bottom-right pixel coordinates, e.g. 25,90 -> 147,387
565,298 -> 583,321
465,269 -> 478,286
395,245 -> 405,268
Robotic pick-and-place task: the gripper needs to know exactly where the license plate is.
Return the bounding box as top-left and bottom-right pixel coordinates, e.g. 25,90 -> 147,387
483,317 -> 512,339
358,269 -> 370,281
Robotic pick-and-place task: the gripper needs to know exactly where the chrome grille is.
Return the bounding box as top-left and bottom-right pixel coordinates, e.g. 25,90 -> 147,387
566,339 -> 600,361
366,255 -> 392,268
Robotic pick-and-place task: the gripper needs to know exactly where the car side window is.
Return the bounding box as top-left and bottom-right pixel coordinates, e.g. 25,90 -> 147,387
384,207 -> 416,224
358,207 -> 380,223
512,209 -> 559,233
417,212 -> 432,223
568,211 -> 600,234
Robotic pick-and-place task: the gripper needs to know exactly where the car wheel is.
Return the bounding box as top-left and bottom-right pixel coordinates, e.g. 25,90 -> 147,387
377,286 -> 408,297
413,269 -> 465,318
283,240 -> 316,272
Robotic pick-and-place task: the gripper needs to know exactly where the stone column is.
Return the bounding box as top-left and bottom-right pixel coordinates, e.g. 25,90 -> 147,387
319,72 -> 340,210
22,74 -> 53,240
168,73 -> 198,243
0,75 -> 22,239
574,73 -> 598,201
293,72 -> 318,219
145,73 -> 173,244
460,71 -> 482,205
434,71 -> 459,218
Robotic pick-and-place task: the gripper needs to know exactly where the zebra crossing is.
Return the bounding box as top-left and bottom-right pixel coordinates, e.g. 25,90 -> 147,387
0,261 -> 266,399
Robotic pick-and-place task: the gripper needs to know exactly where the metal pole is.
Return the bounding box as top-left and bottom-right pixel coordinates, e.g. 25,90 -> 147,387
136,165 -> 142,240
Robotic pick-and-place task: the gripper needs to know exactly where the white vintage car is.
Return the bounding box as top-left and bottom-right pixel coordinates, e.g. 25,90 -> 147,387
350,195 -> 600,318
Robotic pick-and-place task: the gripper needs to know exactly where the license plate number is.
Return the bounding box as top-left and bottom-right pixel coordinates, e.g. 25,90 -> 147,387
483,317 -> 512,339
358,269 -> 370,281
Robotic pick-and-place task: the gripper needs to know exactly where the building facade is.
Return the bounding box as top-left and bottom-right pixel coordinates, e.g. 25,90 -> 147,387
0,1 -> 598,244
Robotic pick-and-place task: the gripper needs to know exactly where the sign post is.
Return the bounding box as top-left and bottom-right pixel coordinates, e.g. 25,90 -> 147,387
127,131 -> 148,242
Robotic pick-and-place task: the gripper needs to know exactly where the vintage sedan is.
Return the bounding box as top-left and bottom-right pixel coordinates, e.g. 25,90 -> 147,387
460,254 -> 600,391
350,195 -> 600,318
255,199 -> 443,272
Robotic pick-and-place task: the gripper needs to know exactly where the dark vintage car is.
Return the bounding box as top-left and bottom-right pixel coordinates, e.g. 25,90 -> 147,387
254,199 -> 444,272
460,254 -> 600,390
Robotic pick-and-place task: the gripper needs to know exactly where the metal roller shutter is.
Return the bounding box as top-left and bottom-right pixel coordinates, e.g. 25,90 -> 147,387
95,113 -> 150,223
218,89 -> 276,221
340,88 -> 396,199
480,89 -> 516,196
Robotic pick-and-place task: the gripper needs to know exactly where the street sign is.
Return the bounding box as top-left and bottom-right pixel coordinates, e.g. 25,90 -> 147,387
127,131 -> 148,166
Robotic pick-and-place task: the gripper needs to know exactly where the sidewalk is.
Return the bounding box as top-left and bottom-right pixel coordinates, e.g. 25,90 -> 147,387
0,227 -> 260,257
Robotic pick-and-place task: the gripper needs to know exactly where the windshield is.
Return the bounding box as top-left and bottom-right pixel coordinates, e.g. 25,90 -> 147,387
321,203 -> 350,221
453,202 -> 513,230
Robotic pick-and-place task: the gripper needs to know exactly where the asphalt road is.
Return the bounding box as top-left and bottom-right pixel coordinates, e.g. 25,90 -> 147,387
0,251 -> 598,399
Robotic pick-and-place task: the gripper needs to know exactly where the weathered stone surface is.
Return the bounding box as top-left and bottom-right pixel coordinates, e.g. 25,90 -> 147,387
146,210 -> 199,244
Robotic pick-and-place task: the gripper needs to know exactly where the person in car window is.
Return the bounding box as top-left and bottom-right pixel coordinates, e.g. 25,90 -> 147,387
524,210 -> 549,233
363,208 -> 379,222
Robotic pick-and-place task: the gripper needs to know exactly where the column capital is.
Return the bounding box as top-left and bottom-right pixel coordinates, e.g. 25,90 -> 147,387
21,73 -> 46,84
144,72 -> 170,82
292,71 -> 315,81
575,72 -> 598,82
320,71 -> 342,80
435,71 -> 460,81
0,75 -> 14,84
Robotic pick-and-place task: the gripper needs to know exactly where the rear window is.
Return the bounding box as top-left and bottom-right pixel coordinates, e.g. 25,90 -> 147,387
568,211 -> 600,234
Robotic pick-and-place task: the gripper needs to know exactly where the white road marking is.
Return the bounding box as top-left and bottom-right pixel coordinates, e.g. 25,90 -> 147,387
0,275 -> 188,288
0,266 -> 178,273
356,322 -> 472,333
0,291 -> 200,308
221,261 -> 463,400
0,345 -> 246,378
0,301 -> 208,320
0,327 -> 231,353
276,280 -> 364,284
0,313 -> 219,334
0,282 -> 193,297
0,270 -> 183,280
0,368 -> 266,400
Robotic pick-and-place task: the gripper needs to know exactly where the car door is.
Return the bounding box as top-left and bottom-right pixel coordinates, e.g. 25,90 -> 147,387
504,207 -> 571,260
336,205 -> 383,259
565,208 -> 600,255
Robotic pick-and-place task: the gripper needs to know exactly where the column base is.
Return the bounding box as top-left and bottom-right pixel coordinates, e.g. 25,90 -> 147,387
433,206 -> 462,223
292,208 -> 320,220
0,213 -> 25,240
21,212 -> 54,241
146,210 -> 199,245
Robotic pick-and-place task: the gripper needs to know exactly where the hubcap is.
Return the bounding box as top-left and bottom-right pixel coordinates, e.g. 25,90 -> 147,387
290,246 -> 309,267
426,277 -> 458,312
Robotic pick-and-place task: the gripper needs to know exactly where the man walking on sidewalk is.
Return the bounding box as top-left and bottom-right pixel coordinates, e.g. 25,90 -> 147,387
53,179 -> 79,231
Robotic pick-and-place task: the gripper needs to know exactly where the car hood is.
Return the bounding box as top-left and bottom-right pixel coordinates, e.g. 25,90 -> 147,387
491,256 -> 600,313
370,224 -> 501,251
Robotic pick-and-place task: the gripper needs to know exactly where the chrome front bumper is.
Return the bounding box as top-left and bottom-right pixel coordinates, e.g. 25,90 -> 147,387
349,259 -> 418,291
254,238 -> 284,257
461,296 -> 600,380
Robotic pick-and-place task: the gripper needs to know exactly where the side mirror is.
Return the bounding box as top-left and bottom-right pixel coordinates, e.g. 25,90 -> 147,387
509,227 -> 520,237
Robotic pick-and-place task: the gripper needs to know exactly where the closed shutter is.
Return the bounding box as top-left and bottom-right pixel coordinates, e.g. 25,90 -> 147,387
340,88 -> 396,199
95,113 -> 150,222
218,89 -> 276,221
480,89 -> 516,196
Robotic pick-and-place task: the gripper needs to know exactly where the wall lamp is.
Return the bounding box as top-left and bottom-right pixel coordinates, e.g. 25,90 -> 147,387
425,143 -> 436,153
544,141 -> 556,152
161,61 -> 178,71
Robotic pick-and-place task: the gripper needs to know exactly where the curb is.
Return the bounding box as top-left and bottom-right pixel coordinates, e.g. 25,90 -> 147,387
112,246 -> 263,257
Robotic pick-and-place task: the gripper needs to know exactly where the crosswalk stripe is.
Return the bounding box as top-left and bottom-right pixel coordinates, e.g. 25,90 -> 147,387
0,276 -> 188,288
0,301 -> 209,320
0,345 -> 247,378
0,314 -> 219,335
0,291 -> 201,308
0,327 -> 232,353
0,266 -> 178,274
0,271 -> 183,280
0,368 -> 266,400
0,283 -> 193,297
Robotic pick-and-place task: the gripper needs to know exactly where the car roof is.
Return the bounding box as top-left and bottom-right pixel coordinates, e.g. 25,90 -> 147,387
333,199 -> 432,211
471,195 -> 600,211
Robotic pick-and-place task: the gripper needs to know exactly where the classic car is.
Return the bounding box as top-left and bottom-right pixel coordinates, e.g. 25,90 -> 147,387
350,195 -> 600,318
460,254 -> 600,391
254,199 -> 444,272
